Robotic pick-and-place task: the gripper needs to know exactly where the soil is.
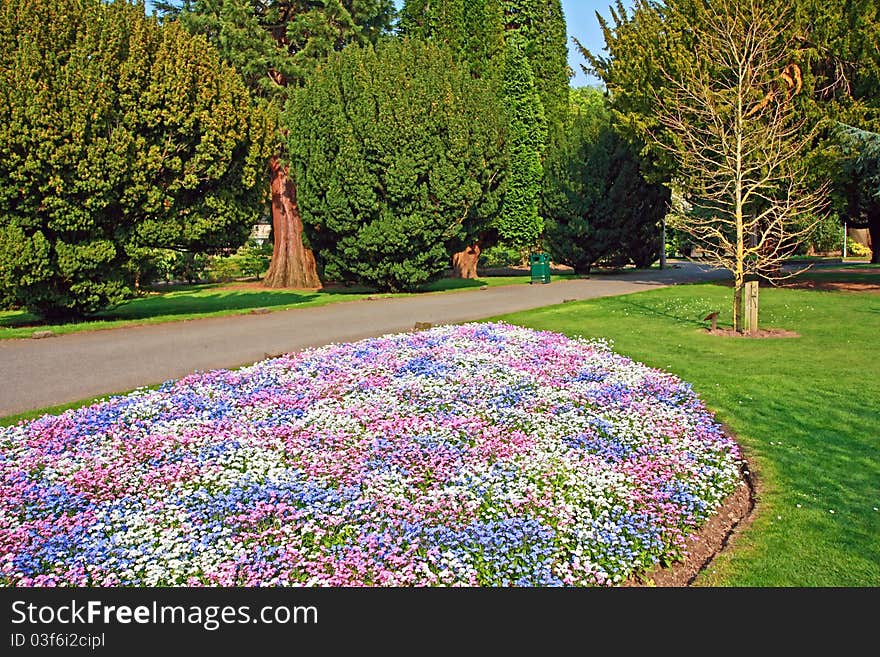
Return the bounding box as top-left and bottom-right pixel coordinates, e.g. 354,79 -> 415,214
704,327 -> 801,338
627,450 -> 758,587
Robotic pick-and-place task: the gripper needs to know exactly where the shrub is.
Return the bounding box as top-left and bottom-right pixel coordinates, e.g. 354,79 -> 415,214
480,245 -> 525,269
847,238 -> 872,258
286,39 -> 506,292
0,0 -> 270,318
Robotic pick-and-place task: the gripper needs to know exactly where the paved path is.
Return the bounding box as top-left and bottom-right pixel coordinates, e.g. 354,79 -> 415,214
0,263 -> 727,416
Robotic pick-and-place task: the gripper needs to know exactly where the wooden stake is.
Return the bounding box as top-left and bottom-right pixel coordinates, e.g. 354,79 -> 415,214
745,281 -> 759,335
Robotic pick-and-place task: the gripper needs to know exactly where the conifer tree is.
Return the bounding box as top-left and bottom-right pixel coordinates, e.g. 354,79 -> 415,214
502,0 -> 569,133
400,0 -> 505,79
401,0 -> 567,275
544,88 -> 668,274
0,0 -> 269,318
161,0 -> 394,288
287,40 -> 506,292
499,36 -> 546,252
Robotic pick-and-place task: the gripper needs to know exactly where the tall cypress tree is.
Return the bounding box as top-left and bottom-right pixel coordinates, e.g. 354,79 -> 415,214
502,0 -> 569,134
160,0 -> 394,288
400,0 -> 505,79
499,36 -> 546,251
401,0 -> 567,275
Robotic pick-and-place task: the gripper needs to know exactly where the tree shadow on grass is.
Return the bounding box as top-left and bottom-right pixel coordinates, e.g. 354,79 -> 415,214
613,298 -> 713,329
0,310 -> 39,328
99,290 -> 323,320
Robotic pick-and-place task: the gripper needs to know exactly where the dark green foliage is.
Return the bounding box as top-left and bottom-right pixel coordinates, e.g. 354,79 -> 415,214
400,0 -> 568,257
0,0 -> 270,318
499,37 -> 546,251
167,0 -> 395,103
543,88 -> 669,274
286,39 -> 507,292
399,0 -> 505,79
836,124 -> 880,262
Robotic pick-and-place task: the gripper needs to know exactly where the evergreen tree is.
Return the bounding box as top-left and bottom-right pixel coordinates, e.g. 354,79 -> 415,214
502,0 -> 570,133
499,37 -> 546,252
400,0 -> 568,276
399,0 -> 505,79
286,39 -> 507,292
0,0 -> 269,318
800,0 -> 880,260
543,88 -> 668,274
837,124 -> 880,263
162,0 -> 394,288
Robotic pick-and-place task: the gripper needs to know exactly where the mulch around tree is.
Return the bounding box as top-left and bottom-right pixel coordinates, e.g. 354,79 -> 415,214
705,327 -> 801,338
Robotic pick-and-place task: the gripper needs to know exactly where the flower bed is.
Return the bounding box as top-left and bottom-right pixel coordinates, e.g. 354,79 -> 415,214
0,322 -> 743,586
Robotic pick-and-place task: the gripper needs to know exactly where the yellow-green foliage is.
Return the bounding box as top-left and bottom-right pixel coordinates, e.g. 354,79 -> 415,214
0,0 -> 271,318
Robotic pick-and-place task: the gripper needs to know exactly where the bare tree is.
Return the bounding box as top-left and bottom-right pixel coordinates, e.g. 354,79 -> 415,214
650,0 -> 827,332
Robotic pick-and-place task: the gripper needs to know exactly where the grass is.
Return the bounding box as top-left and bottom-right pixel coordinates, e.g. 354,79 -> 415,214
493,282 -> 880,586
0,273 -> 576,340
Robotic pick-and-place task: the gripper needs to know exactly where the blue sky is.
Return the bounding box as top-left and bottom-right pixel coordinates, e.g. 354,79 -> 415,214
561,1 -> 619,87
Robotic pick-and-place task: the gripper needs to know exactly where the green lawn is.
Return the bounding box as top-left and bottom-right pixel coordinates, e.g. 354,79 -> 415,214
0,274 -> 576,340
494,282 -> 880,586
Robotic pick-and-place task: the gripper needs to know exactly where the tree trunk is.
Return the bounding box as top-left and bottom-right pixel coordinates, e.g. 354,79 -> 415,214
733,277 -> 744,333
263,157 -> 320,289
868,210 -> 880,265
452,243 -> 481,279
573,264 -> 591,276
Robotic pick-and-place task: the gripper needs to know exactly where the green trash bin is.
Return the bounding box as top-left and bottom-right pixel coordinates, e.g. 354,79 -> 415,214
529,253 -> 551,284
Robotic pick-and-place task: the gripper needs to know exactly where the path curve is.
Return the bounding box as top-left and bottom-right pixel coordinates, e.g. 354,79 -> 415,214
0,263 -> 727,416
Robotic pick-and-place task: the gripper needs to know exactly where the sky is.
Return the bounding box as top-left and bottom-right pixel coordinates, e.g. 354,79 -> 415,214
145,1 -> 622,86
560,0 -> 620,87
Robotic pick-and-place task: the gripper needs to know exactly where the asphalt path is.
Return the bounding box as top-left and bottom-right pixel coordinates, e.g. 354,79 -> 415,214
0,263 -> 728,416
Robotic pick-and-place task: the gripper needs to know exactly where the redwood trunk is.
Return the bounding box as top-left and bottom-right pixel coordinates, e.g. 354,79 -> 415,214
263,157 -> 320,289
452,243 -> 481,279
